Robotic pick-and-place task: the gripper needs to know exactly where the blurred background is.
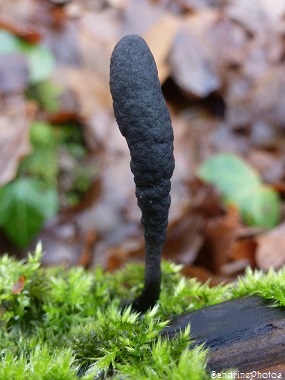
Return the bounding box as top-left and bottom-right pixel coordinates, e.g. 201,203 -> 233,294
1,0 -> 285,285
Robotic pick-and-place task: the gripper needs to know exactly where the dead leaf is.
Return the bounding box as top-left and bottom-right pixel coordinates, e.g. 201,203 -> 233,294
170,21 -> 221,97
164,212 -> 205,264
227,0 -> 285,37
0,18 -> 42,43
181,264 -> 213,283
224,69 -> 254,129
106,238 -> 144,272
208,14 -> 248,68
228,237 -> 257,268
143,13 -> 180,83
0,0 -> 44,45
253,66 -> 285,128
197,206 -> 242,274
52,67 -> 111,119
181,264 -> 227,286
169,10 -> 244,98
12,275 -> 26,294
220,259 -> 251,276
79,6 -> 121,45
78,229 -> 97,268
0,54 -> 29,95
44,18 -> 82,66
190,179 -> 224,218
121,0 -> 166,37
256,223 -> 285,270
232,238 -> 257,263
0,97 -> 32,186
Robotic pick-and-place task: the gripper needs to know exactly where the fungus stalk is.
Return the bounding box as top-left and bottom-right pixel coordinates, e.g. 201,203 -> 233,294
110,34 -> 175,312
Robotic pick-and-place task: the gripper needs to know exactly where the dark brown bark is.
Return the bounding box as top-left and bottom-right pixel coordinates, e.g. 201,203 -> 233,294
162,296 -> 285,373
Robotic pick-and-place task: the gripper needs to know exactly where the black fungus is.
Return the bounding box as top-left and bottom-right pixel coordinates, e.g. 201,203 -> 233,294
110,34 -> 175,312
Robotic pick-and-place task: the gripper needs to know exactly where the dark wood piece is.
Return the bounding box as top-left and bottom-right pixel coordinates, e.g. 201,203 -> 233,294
161,296 -> 285,373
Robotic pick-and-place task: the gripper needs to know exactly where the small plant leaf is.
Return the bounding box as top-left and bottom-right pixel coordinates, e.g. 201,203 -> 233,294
198,153 -> 281,228
198,153 -> 260,194
24,44 -> 55,84
30,121 -> 59,148
0,31 -> 55,84
0,30 -> 21,54
0,178 -> 58,248
28,80 -> 61,113
242,186 -> 281,229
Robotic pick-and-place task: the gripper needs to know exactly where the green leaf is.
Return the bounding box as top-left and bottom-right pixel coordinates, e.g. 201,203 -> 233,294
0,31 -> 55,83
18,122 -> 60,186
0,178 -> 58,248
198,153 -> 261,195
198,153 -> 281,228
23,44 -> 55,84
0,30 -> 21,54
27,80 -> 61,113
30,121 -> 60,148
241,186 -> 281,229
18,148 -> 58,186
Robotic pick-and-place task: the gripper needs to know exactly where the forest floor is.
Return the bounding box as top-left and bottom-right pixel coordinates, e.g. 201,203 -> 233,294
1,0 -> 285,287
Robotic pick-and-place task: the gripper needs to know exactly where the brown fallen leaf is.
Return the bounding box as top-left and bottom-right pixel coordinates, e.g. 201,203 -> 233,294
224,69 -> 255,130
170,10 -> 224,98
121,0 -> 166,38
143,13 -> 180,83
0,54 -> 29,95
106,239 -> 144,272
52,67 -> 112,119
253,65 -> 285,129
256,222 -> 285,270
44,13 -> 82,66
0,18 -> 42,44
0,97 -> 33,186
164,179 -> 224,265
220,237 -> 257,276
164,212 -> 205,264
106,247 -> 129,272
181,264 -> 214,283
12,275 -> 26,294
230,238 -> 257,266
227,0 -> 285,37
181,264 -> 228,286
170,24 -> 220,98
196,206 -> 242,274
78,229 -> 97,268
0,1 -> 44,44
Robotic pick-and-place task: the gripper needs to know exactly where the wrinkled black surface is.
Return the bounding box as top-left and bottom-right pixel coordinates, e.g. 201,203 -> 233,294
110,34 -> 175,312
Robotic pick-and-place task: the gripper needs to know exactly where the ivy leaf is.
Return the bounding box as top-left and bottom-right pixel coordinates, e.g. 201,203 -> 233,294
20,44 -> 55,84
18,148 -> 58,186
0,178 -> 58,248
30,121 -> 60,148
18,122 -> 60,186
27,80 -> 61,113
0,30 -> 55,84
0,30 -> 21,54
198,153 -> 281,228
241,186 -> 281,229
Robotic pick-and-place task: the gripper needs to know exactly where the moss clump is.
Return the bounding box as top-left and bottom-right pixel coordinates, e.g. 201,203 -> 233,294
1,244 -> 285,379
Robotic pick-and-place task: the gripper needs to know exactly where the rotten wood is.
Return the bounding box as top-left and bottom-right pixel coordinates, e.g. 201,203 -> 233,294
161,296 -> 285,374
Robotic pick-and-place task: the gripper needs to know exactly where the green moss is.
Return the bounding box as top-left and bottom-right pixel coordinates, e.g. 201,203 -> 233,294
1,244 -> 285,379
232,266 -> 285,305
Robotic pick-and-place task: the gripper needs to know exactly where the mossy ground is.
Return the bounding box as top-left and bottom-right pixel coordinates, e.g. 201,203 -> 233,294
1,243 -> 285,379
